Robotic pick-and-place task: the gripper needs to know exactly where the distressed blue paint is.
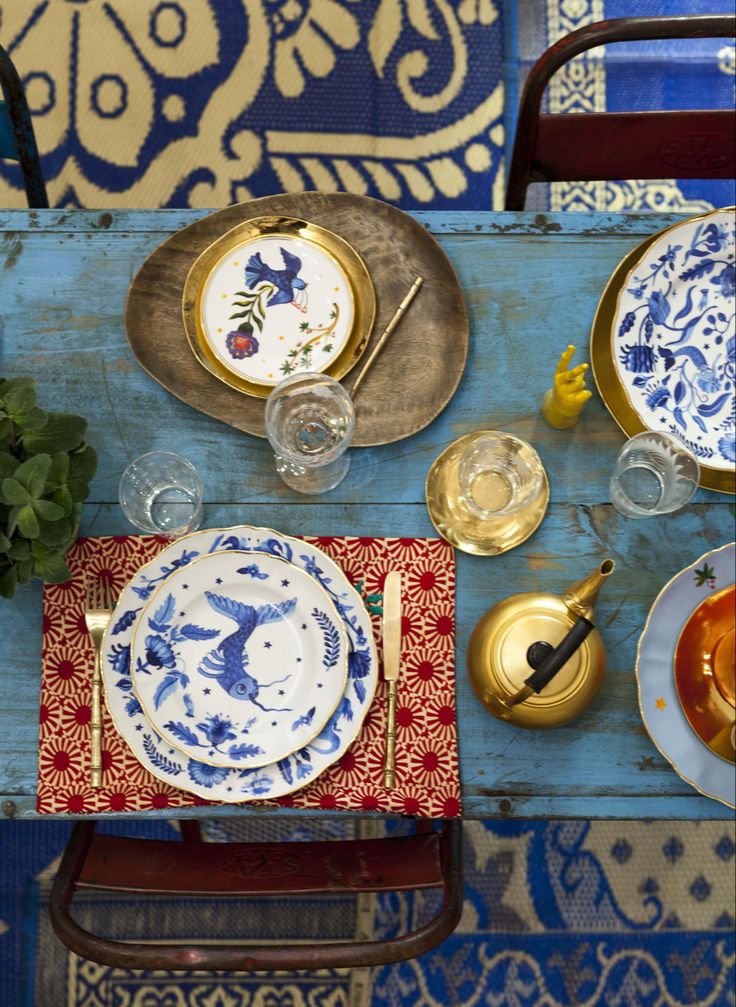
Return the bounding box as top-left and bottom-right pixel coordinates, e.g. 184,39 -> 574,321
0,210 -> 732,821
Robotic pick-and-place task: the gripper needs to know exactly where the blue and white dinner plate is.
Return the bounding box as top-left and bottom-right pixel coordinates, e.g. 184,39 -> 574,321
101,526 -> 378,802
129,551 -> 347,770
613,208 -> 735,473
636,543 -> 735,807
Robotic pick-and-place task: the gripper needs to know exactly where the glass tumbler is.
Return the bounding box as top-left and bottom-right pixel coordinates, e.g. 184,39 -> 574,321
119,451 -> 203,535
610,431 -> 700,518
458,432 -> 546,521
265,373 -> 355,495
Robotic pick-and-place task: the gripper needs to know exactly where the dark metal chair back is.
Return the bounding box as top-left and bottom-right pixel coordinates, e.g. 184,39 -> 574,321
49,818 -> 463,971
0,42 -> 48,207
506,14 -> 736,210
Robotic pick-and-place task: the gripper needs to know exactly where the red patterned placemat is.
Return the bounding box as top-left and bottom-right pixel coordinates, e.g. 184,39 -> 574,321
39,534 -> 461,817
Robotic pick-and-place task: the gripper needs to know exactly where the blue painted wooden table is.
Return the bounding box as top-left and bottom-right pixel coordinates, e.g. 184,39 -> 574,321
0,209 -> 733,821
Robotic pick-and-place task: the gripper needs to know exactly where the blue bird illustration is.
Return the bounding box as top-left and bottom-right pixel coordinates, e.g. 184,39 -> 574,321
245,247 -> 308,311
198,592 -> 296,712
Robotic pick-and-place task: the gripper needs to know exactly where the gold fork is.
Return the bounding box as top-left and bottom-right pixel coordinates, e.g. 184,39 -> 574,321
84,578 -> 115,787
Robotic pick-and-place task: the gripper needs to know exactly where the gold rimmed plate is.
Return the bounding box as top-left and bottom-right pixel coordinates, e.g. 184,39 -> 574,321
591,208 -> 736,494
182,215 -> 376,399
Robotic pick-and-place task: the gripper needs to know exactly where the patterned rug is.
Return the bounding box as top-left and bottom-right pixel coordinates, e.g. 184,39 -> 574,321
1,816 -> 733,1005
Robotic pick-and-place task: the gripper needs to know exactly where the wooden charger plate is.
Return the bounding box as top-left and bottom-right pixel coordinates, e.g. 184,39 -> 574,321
125,192 -> 468,446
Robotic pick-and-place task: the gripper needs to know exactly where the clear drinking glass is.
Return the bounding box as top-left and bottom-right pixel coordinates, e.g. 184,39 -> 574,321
119,451 -> 203,535
265,373 -> 355,495
458,432 -> 546,520
610,431 -> 700,518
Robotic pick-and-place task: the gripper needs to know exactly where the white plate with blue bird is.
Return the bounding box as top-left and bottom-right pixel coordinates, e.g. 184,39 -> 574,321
183,216 -> 376,398
101,526 -> 378,802
129,550 -> 348,770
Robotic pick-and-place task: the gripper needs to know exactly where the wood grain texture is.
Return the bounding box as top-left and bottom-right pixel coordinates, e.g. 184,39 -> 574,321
0,208 -> 733,822
124,193 -> 468,446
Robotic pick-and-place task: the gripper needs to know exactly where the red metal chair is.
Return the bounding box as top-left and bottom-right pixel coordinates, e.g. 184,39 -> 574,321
49,818 -> 463,970
506,14 -> 736,211
0,42 -> 48,207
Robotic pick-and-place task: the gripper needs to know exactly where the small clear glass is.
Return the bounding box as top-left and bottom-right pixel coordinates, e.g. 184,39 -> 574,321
610,431 -> 700,518
458,432 -> 546,520
119,451 -> 203,535
265,373 -> 355,495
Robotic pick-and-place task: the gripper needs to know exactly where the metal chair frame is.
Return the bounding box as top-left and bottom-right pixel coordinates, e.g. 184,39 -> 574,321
0,42 -> 48,208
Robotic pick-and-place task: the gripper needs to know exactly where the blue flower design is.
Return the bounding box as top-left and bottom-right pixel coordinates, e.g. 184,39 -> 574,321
718,434 -> 736,463
645,386 -> 670,410
348,648 -> 371,681
109,643 -> 131,677
144,634 -> 176,669
627,284 -> 645,300
187,760 -> 229,788
696,367 -> 720,394
702,223 -> 724,252
197,714 -> 237,747
647,291 -> 670,325
243,775 -> 272,795
619,344 -> 655,373
712,264 -> 735,300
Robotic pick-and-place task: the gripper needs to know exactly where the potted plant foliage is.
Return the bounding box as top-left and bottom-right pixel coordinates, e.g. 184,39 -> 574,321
0,377 -> 97,597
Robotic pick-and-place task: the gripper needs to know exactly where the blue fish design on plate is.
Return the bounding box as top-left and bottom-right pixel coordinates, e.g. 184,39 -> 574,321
613,209 -> 736,470
130,550 -> 348,771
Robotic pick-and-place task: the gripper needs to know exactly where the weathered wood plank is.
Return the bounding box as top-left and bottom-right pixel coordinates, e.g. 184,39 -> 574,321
0,501 -> 732,820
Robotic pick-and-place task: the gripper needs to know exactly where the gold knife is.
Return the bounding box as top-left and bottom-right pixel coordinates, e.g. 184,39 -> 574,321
382,570 -> 403,790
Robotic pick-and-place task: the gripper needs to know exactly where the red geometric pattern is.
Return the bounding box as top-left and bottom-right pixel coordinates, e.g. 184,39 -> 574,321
37,533 -> 461,817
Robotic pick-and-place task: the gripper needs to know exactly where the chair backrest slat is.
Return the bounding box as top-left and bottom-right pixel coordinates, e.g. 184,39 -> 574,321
0,44 -> 48,206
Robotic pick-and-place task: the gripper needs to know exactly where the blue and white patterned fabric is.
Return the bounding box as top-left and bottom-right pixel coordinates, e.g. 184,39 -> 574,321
0,0 -> 505,209
1,816 -> 734,1004
511,0 -> 736,212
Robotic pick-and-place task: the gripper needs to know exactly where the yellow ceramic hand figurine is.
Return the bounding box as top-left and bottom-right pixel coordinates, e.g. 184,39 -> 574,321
542,345 -> 593,429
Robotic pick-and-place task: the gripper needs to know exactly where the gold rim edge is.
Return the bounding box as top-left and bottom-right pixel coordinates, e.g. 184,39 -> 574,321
634,542 -> 736,808
181,216 -> 376,400
590,208 -> 736,495
100,524 -> 379,804
128,550 -> 349,770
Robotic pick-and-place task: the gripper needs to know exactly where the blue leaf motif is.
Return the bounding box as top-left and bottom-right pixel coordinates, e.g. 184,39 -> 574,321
633,377 -> 647,388
671,346 -> 708,368
312,609 -> 340,670
112,609 -> 140,635
697,393 -> 730,418
153,673 -> 180,710
180,624 -> 220,641
673,286 -> 695,324
115,677 -> 132,692
228,742 -> 265,760
276,757 -> 294,785
151,593 -> 175,630
183,693 -> 195,718
647,292 -> 670,325
142,734 -> 182,776
679,259 -> 715,281
693,415 -> 708,434
674,381 -> 685,405
163,720 -> 200,747
673,407 -> 687,430
125,696 -> 142,717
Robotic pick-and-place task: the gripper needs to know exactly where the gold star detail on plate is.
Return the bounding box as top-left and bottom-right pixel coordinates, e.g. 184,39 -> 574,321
278,336 -> 285,341
655,697 -> 666,710
334,287 -> 339,292
222,293 -> 227,299
234,261 -> 238,266
217,327 -> 222,333
268,373 -> 273,378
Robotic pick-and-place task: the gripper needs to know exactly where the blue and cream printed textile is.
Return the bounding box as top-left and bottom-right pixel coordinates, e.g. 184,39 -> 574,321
512,0 -> 736,213
0,0 -> 505,209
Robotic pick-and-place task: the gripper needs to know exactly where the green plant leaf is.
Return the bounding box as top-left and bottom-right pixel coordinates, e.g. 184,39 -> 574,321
0,564 -> 17,598
7,536 -> 30,560
12,405 -> 48,431
17,504 -> 40,538
52,486 -> 73,515
33,498 -> 65,520
0,377 -> 34,398
16,558 -> 33,584
22,413 -> 86,455
14,454 -> 51,498
31,543 -> 71,584
46,452 -> 70,489
67,478 -> 89,502
0,455 -> 18,481
6,505 -> 21,537
0,532 -> 10,552
37,516 -> 73,549
0,478 -> 31,506
2,382 -> 36,417
68,443 -> 97,484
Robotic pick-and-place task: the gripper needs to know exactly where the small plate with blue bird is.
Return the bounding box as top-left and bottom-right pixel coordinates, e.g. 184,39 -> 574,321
101,526 -> 377,802
129,550 -> 348,770
183,216 -> 375,398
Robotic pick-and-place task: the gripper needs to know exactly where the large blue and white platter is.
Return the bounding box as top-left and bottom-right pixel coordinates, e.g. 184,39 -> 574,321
636,543 -> 735,808
129,551 -> 347,769
612,208 -> 735,474
101,526 -> 378,802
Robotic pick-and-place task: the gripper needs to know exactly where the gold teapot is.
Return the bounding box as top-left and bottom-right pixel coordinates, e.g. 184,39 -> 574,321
468,559 -> 615,728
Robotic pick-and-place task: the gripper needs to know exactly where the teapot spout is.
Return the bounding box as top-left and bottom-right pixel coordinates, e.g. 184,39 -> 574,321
563,559 -> 616,622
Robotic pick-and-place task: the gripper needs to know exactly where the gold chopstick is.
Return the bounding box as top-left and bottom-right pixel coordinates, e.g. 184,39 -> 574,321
350,276 -> 424,398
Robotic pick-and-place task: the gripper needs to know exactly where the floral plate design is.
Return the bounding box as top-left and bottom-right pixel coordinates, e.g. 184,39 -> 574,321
129,551 -> 347,769
101,526 -> 378,802
613,209 -> 735,471
182,216 -> 375,400
636,542 -> 735,807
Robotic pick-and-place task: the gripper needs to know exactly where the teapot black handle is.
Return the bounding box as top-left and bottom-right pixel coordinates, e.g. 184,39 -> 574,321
524,617 -> 594,694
